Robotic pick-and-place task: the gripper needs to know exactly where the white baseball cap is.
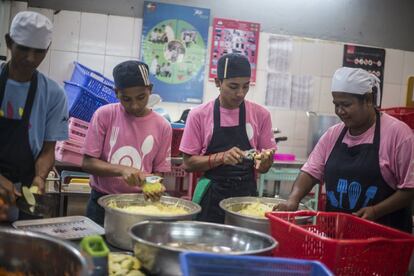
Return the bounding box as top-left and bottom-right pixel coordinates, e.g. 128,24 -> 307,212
10,11 -> 53,50
331,67 -> 381,106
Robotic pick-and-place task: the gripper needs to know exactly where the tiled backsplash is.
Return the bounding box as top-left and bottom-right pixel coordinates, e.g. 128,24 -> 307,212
7,2 -> 414,158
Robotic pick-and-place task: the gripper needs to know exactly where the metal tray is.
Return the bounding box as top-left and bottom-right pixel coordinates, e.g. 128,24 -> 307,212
12,215 -> 105,240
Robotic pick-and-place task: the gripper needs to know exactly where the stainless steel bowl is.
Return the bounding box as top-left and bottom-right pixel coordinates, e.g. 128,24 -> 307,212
0,227 -> 91,275
98,194 -> 201,250
129,220 -> 277,276
220,196 -> 310,234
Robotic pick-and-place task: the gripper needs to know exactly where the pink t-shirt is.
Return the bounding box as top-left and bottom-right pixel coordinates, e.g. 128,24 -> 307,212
179,99 -> 277,155
302,113 -> 414,189
82,103 -> 172,194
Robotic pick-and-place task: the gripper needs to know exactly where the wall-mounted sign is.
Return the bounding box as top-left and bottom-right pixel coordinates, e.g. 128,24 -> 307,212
343,44 -> 386,105
209,18 -> 260,84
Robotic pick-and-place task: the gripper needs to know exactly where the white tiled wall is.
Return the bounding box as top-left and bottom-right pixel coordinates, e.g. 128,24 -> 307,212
7,3 -> 414,158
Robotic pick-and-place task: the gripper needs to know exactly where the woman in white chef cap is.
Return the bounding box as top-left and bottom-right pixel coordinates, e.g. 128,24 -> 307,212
276,67 -> 414,233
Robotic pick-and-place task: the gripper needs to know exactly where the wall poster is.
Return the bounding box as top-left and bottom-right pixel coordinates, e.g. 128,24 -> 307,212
141,2 -> 210,103
209,18 -> 260,84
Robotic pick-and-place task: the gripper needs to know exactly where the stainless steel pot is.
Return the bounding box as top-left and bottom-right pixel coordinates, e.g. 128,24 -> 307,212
129,221 -> 277,276
220,196 -> 311,234
306,111 -> 341,156
0,227 -> 91,275
98,194 -> 201,250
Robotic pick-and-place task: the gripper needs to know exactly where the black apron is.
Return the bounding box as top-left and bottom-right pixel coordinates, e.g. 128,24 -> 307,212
198,98 -> 257,223
325,111 -> 412,233
0,63 -> 37,186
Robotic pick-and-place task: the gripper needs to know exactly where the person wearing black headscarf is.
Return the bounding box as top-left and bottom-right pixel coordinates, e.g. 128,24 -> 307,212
180,54 -> 277,223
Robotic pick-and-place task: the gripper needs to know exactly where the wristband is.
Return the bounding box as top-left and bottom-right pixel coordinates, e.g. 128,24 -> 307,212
208,154 -> 212,169
221,152 -> 225,164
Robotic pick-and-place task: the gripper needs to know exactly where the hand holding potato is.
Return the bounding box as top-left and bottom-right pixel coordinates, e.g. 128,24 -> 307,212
254,149 -> 275,172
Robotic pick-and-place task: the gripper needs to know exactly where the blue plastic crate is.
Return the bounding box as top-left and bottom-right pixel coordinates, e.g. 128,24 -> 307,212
180,252 -> 333,276
70,62 -> 118,104
64,81 -> 109,122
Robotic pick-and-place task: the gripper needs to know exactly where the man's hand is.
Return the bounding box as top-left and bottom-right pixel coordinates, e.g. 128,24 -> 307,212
121,167 -> 149,186
144,184 -> 166,201
273,199 -> 299,211
223,147 -> 245,165
32,175 -> 46,194
0,197 -> 8,221
0,176 -> 21,221
254,149 -> 275,172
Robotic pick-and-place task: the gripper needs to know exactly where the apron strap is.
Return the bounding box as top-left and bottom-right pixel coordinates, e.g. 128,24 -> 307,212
372,109 -> 381,151
0,63 -> 9,105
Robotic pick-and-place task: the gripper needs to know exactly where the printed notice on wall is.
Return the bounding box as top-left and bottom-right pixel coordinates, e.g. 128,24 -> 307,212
265,72 -> 291,108
267,35 -> 292,72
291,75 -> 313,110
265,73 -> 313,110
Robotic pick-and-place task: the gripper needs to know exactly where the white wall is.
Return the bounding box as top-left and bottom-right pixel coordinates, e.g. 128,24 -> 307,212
7,2 -> 414,158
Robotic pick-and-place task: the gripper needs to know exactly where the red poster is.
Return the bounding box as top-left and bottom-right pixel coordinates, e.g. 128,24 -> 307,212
209,18 -> 260,84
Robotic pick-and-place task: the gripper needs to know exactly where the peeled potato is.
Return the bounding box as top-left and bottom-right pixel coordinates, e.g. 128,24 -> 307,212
108,253 -> 142,276
142,182 -> 164,194
29,186 -> 39,194
22,186 -> 36,206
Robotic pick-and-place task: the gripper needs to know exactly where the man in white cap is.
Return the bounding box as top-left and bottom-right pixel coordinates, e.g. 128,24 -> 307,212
0,11 -> 68,220
276,67 -> 414,233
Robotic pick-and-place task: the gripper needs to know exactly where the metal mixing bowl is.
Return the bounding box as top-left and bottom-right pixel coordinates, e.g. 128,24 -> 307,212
129,220 -> 277,276
98,194 -> 201,250
220,196 -> 311,234
0,227 -> 91,275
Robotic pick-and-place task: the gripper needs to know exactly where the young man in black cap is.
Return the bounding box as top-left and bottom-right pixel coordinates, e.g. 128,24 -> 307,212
180,53 -> 276,223
82,60 -> 172,225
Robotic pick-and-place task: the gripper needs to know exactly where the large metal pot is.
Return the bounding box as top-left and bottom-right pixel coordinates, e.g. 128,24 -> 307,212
0,227 -> 91,275
306,111 -> 341,156
129,221 -> 277,276
98,194 -> 201,250
220,196 -> 311,234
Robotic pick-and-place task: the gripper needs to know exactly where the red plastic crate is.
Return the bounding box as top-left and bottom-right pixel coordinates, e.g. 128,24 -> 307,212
381,107 -> 414,129
171,128 -> 184,157
266,211 -> 414,276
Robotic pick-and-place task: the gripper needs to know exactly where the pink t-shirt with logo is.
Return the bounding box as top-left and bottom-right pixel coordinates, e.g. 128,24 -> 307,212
83,103 -> 172,194
302,113 -> 414,189
179,99 -> 277,155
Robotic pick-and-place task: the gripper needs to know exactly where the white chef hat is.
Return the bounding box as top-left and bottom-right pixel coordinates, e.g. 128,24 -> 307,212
10,11 -> 53,50
331,67 -> 381,106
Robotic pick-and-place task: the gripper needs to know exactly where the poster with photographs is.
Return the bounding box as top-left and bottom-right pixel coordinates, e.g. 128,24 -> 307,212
141,2 -> 210,103
343,44 -> 386,105
209,18 -> 260,84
